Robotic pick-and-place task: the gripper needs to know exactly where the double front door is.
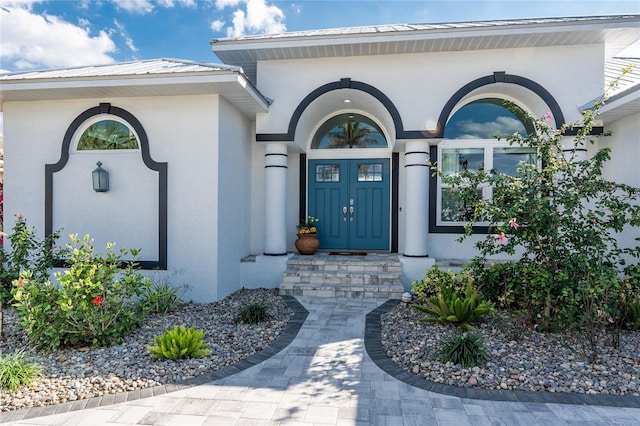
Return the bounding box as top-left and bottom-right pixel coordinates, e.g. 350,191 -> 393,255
308,159 -> 390,251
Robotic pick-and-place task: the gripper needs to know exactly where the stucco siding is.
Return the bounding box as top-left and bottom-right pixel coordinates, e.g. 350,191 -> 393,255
601,112 -> 640,254
139,95 -> 220,303
255,44 -> 604,137
3,95 -> 222,303
216,97 -> 253,297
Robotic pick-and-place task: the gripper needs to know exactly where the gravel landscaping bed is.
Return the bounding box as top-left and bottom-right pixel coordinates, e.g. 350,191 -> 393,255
0,288 -> 293,412
381,300 -> 640,396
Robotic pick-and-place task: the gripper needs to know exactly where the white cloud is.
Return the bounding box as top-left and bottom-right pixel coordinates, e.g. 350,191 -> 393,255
157,0 -> 196,7
216,0 -> 286,38
114,19 -> 138,53
210,19 -> 225,32
1,0 -> 41,8
456,116 -> 524,139
0,5 -> 117,70
215,0 -> 242,9
111,0 -> 154,14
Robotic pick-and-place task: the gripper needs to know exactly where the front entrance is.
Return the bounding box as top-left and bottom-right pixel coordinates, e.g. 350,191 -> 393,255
308,159 -> 390,251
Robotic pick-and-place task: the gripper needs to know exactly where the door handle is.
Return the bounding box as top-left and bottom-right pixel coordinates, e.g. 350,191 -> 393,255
349,206 -> 354,222
342,206 -> 348,221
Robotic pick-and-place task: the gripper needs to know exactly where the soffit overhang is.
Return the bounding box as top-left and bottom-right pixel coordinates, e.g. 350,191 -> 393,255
211,16 -> 640,81
0,71 -> 270,115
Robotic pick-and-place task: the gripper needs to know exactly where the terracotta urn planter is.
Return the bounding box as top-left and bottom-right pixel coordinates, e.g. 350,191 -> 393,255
295,233 -> 319,255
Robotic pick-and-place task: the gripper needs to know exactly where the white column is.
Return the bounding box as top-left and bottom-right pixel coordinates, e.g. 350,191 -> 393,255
264,143 -> 288,255
403,140 -> 429,256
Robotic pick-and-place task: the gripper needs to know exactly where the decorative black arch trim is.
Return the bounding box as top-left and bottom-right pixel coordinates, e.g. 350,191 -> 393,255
436,72 -> 566,138
256,74 -> 567,143
256,78 -> 422,142
45,103 -> 168,270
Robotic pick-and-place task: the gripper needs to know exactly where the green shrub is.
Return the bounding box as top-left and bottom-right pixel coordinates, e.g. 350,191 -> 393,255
147,325 -> 211,360
235,302 -> 271,324
623,296 -> 640,329
140,280 -> 185,314
12,234 -> 152,349
469,261 -> 534,309
620,266 -> 640,330
411,265 -> 470,304
0,350 -> 42,392
439,331 -> 487,367
413,283 -> 494,330
0,215 -> 61,303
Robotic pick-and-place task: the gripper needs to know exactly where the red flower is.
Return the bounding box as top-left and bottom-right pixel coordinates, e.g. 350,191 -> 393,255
92,295 -> 103,306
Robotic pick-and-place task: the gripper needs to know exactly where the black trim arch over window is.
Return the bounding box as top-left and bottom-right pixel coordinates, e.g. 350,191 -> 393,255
311,113 -> 388,149
45,103 -> 168,269
256,73 -> 567,142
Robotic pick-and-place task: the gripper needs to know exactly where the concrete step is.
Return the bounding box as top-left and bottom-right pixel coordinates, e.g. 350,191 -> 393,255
279,253 -> 404,298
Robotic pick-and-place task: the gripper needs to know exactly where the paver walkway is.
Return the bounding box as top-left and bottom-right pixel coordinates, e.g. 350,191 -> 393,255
3,297 -> 640,425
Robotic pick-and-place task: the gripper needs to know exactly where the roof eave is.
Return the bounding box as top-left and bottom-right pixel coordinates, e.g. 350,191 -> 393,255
581,86 -> 640,123
0,71 -> 270,115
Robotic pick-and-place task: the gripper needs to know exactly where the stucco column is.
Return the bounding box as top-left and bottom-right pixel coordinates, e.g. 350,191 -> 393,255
264,143 -> 288,255
403,140 -> 430,256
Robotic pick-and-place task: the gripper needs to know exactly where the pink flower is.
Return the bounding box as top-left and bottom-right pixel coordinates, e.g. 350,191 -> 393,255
608,317 -> 615,324
597,309 -> 606,318
610,185 -> 617,192
92,295 -> 103,306
508,218 -> 519,230
590,218 -> 597,225
543,112 -> 553,122
493,232 -> 508,244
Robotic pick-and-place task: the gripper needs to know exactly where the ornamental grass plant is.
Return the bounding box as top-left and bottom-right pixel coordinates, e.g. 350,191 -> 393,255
0,350 -> 42,392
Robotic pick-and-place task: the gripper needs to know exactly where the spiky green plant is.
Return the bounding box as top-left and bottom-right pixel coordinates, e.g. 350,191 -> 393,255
413,283 -> 494,330
235,302 -> 270,324
439,331 -> 487,367
0,350 -> 43,392
147,326 -> 211,360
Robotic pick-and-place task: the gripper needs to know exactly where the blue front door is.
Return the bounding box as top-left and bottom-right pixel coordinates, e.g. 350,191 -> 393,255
308,159 -> 390,251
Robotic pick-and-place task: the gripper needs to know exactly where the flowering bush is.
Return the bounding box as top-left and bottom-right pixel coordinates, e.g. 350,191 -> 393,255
296,216 -> 319,235
441,67 -> 640,361
0,215 -> 60,303
12,234 -> 152,350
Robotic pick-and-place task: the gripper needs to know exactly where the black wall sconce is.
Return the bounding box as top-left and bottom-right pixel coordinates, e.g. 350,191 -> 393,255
92,161 -> 109,192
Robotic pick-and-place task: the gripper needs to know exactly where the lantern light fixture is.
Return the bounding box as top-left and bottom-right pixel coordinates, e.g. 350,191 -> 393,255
92,161 -> 109,192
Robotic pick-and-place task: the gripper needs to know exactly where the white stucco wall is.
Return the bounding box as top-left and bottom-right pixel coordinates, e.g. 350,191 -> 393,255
600,111 -> 640,254
216,97 -> 254,297
253,43 -> 606,263
54,150 -> 158,258
256,44 -> 604,136
3,95 -> 226,303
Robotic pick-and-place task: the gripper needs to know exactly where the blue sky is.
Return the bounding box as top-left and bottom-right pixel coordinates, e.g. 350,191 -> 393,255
1,0 -> 639,74
1,0 -> 639,133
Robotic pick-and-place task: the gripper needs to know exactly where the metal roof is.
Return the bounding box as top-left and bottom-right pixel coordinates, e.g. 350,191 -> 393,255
605,57 -> 640,94
0,59 -> 270,115
0,58 -> 242,80
211,15 -> 640,82
598,57 -> 640,123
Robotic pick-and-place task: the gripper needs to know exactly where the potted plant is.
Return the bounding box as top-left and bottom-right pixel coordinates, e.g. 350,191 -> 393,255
295,216 -> 320,255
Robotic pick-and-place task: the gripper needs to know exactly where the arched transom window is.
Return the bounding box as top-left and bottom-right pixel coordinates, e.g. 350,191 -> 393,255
77,119 -> 139,150
437,98 -> 537,226
311,113 -> 387,149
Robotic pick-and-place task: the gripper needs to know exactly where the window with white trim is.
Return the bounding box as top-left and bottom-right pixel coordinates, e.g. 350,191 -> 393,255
77,119 -> 139,151
436,99 -> 537,227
